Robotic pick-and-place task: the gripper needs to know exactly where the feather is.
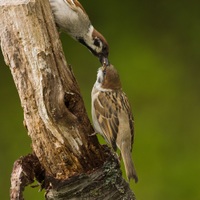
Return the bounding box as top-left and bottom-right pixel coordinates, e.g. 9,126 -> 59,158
92,65 -> 137,182
65,0 -> 87,14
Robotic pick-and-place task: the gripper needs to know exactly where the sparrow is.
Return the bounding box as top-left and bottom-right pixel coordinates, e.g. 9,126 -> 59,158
91,65 -> 138,183
49,0 -> 109,65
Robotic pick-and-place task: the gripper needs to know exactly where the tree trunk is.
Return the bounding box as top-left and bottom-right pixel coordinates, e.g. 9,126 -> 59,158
0,0 -> 136,199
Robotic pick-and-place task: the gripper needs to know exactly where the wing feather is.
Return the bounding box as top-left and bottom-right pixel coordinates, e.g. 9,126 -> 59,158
120,92 -> 134,148
93,90 -> 134,151
94,91 -> 119,151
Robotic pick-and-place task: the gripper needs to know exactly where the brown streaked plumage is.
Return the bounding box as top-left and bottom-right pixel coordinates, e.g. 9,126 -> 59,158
92,65 -> 138,182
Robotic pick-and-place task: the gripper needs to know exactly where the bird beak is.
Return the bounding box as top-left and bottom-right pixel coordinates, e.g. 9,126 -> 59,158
99,56 -> 110,67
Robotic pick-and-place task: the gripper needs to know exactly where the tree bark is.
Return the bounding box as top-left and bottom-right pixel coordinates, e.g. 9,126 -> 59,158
0,0 -> 136,199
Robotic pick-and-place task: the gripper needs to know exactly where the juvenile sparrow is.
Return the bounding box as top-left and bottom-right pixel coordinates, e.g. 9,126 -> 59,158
91,65 -> 138,183
49,0 -> 109,65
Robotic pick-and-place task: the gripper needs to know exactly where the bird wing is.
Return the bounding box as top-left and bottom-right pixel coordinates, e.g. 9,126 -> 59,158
94,90 -> 134,151
93,91 -> 120,151
119,92 -> 134,149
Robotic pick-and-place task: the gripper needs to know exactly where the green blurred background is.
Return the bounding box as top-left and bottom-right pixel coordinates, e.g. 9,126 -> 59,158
1,0 -> 200,199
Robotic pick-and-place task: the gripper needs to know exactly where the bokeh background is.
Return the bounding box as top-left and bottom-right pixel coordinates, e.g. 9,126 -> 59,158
1,0 -> 200,199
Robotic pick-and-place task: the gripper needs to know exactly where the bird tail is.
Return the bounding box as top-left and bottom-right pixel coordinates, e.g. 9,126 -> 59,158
121,143 -> 138,183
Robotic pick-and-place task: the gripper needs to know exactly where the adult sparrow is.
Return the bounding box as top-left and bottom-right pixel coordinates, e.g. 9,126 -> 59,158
49,0 -> 109,65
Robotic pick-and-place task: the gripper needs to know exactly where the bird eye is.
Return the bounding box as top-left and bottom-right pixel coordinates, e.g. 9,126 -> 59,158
94,38 -> 101,47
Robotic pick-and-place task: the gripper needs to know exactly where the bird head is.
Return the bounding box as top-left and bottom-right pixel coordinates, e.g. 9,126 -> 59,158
96,65 -> 121,90
78,26 -> 109,66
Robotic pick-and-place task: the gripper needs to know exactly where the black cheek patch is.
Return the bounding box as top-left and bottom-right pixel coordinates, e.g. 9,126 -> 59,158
94,38 -> 101,47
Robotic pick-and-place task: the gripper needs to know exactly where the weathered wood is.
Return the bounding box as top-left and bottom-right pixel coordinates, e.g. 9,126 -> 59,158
45,151 -> 136,200
0,0 -> 136,199
10,154 -> 44,200
0,0 -> 105,179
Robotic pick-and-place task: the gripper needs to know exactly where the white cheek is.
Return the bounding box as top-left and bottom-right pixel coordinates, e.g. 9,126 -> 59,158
94,41 -> 103,53
94,43 -> 102,53
94,70 -> 112,92
97,69 -> 104,83
93,69 -> 103,89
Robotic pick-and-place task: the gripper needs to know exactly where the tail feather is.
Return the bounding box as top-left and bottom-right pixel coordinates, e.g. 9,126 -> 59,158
121,144 -> 138,183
